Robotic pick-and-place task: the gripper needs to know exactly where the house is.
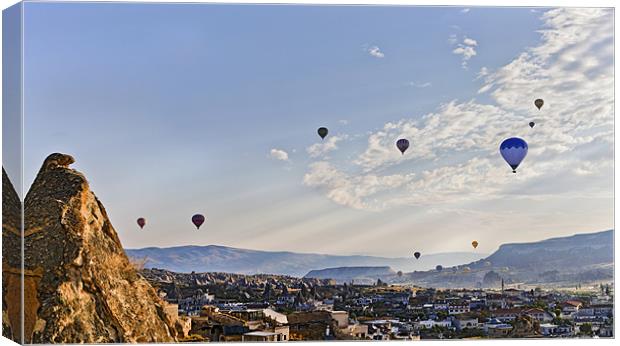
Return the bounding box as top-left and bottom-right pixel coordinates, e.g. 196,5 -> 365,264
417,319 -> 452,329
539,323 -> 558,336
345,323 -> 368,339
453,317 -> 479,331
486,294 -> 507,309
263,308 -> 288,325
524,308 -> 554,322
242,327 -> 289,342
433,300 -> 449,311
448,303 -> 470,315
490,308 -> 522,322
562,300 -> 582,315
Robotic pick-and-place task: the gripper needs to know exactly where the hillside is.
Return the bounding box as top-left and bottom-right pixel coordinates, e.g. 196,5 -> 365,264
402,230 -> 614,288
305,266 -> 395,284
126,245 -> 484,277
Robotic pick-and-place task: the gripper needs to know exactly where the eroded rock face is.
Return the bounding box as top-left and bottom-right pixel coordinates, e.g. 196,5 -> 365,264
21,153 -> 178,343
2,167 -> 22,343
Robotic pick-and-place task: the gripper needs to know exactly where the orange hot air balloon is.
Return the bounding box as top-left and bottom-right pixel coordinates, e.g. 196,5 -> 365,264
471,240 -> 479,249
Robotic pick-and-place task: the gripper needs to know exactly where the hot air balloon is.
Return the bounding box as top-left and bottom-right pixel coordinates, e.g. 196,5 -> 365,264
484,261 -> 492,267
534,99 -> 544,110
529,121 -> 535,128
396,139 -> 410,155
436,265 -> 443,272
414,252 -> 421,260
317,127 -> 328,140
137,217 -> 146,229
500,137 -> 528,173
397,270 -> 403,277
471,240 -> 478,249
192,214 -> 205,229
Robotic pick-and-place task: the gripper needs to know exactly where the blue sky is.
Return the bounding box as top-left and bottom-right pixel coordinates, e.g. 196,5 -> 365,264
18,3 -> 613,257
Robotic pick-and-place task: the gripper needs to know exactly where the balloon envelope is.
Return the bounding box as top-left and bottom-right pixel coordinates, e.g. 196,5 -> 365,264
500,137 -> 528,173
435,265 -> 443,272
414,252 -> 421,259
317,127 -> 328,140
471,241 -> 478,249
534,99 -> 544,110
396,139 -> 410,155
192,214 -> 205,229
137,218 -> 146,229
529,121 -> 535,128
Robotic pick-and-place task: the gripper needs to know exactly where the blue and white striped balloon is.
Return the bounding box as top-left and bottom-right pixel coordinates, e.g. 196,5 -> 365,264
500,137 -> 528,173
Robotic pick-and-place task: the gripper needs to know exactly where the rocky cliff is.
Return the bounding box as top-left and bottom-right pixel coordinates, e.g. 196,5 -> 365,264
2,167 -> 22,343
15,153 -> 180,343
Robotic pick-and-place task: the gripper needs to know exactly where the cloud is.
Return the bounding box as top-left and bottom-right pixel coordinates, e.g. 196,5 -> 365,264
303,161 -> 415,211
303,8 -> 613,211
452,36 -> 478,69
408,81 -> 432,88
366,45 -> 385,58
447,34 -> 458,45
461,8 -> 471,14
477,66 -> 489,79
269,148 -> 289,161
463,37 -> 477,46
339,119 -> 349,125
306,135 -> 347,158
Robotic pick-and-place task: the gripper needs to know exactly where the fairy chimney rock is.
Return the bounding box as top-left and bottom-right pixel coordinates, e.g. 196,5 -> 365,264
20,153 -> 178,343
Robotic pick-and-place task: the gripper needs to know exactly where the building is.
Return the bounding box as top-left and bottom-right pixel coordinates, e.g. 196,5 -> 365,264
417,319 -> 453,329
453,317 -> 479,331
241,331 -> 287,342
448,303 -> 471,315
562,300 -> 583,316
524,308 -> 554,322
539,323 -> 574,337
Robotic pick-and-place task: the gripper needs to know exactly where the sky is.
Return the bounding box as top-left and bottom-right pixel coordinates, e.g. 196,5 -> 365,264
16,3 -> 613,257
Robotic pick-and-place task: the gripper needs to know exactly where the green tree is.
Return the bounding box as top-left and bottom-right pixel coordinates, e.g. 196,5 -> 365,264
579,323 -> 593,337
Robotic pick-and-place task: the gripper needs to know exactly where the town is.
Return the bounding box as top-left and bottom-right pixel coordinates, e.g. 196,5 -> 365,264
140,268 -> 614,341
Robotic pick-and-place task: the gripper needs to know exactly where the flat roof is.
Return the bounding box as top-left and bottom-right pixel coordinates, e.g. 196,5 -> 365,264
244,331 -> 280,336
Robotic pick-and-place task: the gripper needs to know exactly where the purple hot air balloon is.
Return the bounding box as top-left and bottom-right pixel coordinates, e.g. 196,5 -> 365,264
396,139 -> 410,155
500,137 -> 528,173
137,217 -> 146,229
192,214 -> 205,229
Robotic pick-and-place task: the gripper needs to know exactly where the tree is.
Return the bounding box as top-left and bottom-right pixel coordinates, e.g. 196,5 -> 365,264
579,323 -> 593,336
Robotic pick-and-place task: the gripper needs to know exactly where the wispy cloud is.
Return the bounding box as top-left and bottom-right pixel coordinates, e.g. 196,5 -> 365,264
304,9 -> 613,211
460,8 -> 471,14
366,45 -> 385,58
452,36 -> 478,69
306,135 -> 347,158
447,34 -> 458,45
408,81 -> 432,88
269,148 -> 289,161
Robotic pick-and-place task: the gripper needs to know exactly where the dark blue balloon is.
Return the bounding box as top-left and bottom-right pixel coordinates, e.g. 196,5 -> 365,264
396,139 -> 410,155
500,137 -> 528,173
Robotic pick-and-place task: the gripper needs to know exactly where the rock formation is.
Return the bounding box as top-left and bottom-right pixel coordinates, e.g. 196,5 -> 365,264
2,167 -> 22,343
16,153 -> 179,343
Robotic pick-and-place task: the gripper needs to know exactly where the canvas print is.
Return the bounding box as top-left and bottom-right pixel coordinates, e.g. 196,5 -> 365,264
1,1 -> 615,344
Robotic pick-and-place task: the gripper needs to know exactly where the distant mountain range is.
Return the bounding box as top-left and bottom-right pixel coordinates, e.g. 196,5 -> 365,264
125,245 -> 485,277
126,230 -> 613,287
399,229 -> 614,288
